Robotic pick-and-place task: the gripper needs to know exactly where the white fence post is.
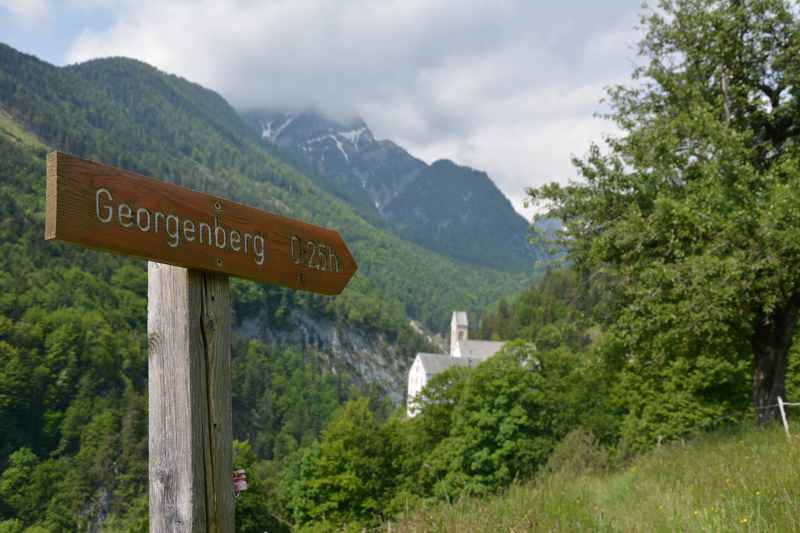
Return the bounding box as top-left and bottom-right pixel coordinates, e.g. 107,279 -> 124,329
778,396 -> 790,439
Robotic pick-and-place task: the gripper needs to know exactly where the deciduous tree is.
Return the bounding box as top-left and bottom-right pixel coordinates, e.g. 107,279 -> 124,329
530,0 -> 800,430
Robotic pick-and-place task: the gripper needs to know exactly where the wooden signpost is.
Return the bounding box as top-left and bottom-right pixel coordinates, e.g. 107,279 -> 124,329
45,152 -> 357,532
46,152 -> 356,295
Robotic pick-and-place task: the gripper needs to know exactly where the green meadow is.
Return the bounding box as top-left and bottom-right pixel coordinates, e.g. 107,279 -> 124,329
389,425 -> 800,533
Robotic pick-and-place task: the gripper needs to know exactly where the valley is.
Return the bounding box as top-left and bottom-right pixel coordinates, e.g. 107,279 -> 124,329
1,0 -> 799,530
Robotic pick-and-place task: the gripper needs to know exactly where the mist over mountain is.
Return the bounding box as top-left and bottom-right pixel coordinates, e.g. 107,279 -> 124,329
244,110 -> 537,272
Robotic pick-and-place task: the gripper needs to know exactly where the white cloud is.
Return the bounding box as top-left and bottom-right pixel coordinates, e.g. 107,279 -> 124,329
64,0 -> 643,217
399,86 -> 623,217
0,0 -> 50,23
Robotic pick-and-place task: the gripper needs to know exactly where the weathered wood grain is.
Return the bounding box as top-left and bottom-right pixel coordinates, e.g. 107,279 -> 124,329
46,151 -> 356,295
148,262 -> 233,532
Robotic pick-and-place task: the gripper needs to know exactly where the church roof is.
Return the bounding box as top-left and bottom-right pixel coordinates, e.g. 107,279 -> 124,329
453,311 -> 468,326
458,340 -> 506,360
417,353 -> 482,374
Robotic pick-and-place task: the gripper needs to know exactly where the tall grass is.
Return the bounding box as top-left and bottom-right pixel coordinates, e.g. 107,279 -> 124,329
387,425 -> 800,532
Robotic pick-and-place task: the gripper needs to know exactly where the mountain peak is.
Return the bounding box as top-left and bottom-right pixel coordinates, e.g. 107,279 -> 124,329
252,111 -> 375,154
243,109 -> 537,272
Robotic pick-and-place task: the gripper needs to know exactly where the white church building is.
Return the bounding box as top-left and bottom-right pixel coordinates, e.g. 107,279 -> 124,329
406,311 -> 505,417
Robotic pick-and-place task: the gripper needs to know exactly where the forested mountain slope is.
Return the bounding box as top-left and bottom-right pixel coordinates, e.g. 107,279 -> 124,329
0,43 -> 531,530
0,44 -> 528,333
1,135 -> 393,531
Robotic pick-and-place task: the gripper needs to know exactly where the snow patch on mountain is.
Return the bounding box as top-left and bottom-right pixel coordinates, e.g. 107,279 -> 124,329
261,114 -> 297,142
339,127 -> 370,149
261,121 -> 273,140
331,134 -> 350,161
304,133 -> 351,162
273,115 -> 297,141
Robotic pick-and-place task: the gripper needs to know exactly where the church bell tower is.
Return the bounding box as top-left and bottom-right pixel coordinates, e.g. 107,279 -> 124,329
450,311 -> 468,357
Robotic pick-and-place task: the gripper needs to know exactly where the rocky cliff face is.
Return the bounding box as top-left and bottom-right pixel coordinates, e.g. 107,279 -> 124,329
243,110 -> 538,272
238,307 -> 415,403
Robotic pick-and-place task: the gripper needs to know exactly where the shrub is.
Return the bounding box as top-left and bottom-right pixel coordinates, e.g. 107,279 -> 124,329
545,428 -> 609,478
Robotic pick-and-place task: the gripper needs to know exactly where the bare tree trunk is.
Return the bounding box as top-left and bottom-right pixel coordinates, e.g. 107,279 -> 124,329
752,293 -> 800,424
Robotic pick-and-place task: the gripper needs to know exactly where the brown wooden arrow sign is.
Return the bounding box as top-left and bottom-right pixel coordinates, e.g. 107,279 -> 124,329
45,151 -> 357,295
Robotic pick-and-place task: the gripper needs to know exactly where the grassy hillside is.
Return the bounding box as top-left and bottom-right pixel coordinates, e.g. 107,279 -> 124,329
388,425 -> 800,532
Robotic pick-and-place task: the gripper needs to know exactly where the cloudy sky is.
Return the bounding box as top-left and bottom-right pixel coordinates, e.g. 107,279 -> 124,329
0,0 -> 644,216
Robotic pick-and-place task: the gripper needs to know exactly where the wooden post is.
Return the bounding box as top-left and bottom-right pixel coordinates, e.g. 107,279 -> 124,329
45,152 -> 357,530
148,262 -> 234,532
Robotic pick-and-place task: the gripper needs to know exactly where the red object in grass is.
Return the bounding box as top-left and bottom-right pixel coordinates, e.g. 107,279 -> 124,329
232,469 -> 248,497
